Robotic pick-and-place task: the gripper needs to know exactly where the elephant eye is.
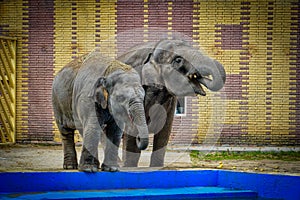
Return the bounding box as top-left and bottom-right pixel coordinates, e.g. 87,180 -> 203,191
174,57 -> 183,64
173,57 -> 188,74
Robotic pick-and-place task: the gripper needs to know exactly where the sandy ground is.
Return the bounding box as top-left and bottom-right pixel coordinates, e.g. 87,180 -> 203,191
0,144 -> 300,175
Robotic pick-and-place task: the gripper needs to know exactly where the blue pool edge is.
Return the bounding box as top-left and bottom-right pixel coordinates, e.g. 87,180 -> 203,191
0,170 -> 299,199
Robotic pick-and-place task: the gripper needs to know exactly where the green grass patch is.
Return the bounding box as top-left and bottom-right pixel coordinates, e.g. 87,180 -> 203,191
190,150 -> 300,161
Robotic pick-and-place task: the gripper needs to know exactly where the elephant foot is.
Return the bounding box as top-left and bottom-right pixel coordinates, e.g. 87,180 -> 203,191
101,163 -> 120,172
79,159 -> 100,173
79,164 -> 98,173
63,162 -> 78,170
78,157 -> 100,173
63,155 -> 78,169
62,134 -> 78,170
79,146 -> 100,172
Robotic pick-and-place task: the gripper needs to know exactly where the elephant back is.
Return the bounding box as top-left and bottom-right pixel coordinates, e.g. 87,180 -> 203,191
103,60 -> 132,77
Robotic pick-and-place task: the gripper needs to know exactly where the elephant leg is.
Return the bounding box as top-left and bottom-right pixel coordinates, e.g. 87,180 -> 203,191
150,99 -> 176,167
150,128 -> 171,167
60,127 -> 78,169
101,120 -> 122,172
123,132 -> 141,167
79,126 -> 101,173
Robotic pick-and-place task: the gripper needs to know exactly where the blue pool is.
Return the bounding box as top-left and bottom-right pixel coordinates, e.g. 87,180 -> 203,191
0,170 -> 299,199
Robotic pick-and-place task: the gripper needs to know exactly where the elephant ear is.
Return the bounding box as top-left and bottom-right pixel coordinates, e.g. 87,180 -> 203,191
89,77 -> 108,109
141,60 -> 164,87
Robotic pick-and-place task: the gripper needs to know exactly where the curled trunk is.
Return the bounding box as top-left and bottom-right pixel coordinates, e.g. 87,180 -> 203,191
194,58 -> 226,92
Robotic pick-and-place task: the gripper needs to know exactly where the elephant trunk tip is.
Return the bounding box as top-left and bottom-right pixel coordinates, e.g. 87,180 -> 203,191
136,136 -> 149,150
214,59 -> 226,83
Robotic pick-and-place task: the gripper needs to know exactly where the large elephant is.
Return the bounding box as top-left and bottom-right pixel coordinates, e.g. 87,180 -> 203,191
52,52 -> 148,172
118,39 -> 226,167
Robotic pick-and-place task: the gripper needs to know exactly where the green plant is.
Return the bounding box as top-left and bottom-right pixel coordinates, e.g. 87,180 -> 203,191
190,150 -> 300,162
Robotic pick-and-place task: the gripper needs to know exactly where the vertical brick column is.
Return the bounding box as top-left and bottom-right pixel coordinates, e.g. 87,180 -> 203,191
290,1 -> 300,143
53,0 -> 72,75
295,0 -> 300,141
98,0 -> 117,57
16,0 -> 29,141
143,0 -> 149,42
95,0 -> 101,49
265,1 -> 274,142
239,1 -> 251,144
71,2 -> 77,59
247,2 -> 268,144
271,1 -> 294,144
27,0 -> 54,141
192,0 -> 200,47
167,1 -> 172,39
76,1 -> 95,55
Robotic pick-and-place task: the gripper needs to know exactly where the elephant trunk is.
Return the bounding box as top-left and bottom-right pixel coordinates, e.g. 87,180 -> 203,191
129,102 -> 149,150
193,57 -> 226,92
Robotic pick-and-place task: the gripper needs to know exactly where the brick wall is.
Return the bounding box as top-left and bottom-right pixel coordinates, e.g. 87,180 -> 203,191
0,0 -> 299,146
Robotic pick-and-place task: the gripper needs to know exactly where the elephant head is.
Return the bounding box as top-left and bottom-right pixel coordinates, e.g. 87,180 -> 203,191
119,39 -> 226,96
90,68 -> 148,150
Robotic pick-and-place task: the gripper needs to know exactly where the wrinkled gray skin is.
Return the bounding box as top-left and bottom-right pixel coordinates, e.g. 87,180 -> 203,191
52,53 -> 148,172
118,39 -> 226,167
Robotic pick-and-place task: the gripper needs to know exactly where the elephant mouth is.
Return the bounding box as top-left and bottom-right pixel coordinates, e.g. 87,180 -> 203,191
188,73 -> 206,96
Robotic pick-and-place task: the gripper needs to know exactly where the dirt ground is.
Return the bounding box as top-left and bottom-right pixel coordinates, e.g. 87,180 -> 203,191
0,144 -> 300,175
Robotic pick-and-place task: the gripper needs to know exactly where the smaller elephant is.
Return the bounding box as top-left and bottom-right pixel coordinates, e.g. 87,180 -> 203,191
52,52 -> 149,172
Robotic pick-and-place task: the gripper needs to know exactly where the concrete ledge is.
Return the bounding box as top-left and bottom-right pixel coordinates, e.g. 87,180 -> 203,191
170,145 -> 300,152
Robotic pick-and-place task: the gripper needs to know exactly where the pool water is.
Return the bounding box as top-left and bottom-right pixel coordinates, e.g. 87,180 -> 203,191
0,187 -> 281,200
